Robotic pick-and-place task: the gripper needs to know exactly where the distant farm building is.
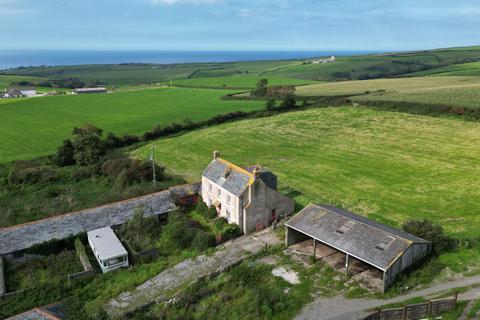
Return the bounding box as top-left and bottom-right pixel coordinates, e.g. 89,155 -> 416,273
0,89 -> 23,99
1,87 -> 37,99
286,204 -> 431,292
311,56 -> 336,64
74,87 -> 107,94
202,151 -> 295,234
88,227 -> 129,273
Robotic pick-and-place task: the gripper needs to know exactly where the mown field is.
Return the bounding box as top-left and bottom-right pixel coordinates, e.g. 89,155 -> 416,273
0,87 -> 263,162
133,107 -> 480,239
296,76 -> 480,109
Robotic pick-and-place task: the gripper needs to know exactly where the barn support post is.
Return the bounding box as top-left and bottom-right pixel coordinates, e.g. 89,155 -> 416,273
313,239 -> 317,259
345,253 -> 349,276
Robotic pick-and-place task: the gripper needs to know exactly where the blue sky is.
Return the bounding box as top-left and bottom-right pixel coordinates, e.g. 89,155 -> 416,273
1,0 -> 479,51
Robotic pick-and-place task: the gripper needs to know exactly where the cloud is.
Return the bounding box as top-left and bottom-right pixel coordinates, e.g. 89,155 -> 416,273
151,0 -> 220,4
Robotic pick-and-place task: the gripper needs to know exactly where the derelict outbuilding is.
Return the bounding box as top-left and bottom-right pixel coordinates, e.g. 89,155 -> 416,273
285,204 -> 431,291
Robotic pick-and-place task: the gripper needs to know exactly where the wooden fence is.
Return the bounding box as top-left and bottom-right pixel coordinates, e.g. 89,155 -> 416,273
365,293 -> 458,320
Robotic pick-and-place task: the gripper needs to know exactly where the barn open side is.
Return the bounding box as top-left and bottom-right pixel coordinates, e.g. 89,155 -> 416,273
285,205 -> 431,292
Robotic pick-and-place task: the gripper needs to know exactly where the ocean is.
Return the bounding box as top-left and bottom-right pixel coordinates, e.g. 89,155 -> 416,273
0,50 -> 376,70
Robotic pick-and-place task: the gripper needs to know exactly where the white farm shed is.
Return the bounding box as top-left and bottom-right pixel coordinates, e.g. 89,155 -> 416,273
88,227 -> 129,273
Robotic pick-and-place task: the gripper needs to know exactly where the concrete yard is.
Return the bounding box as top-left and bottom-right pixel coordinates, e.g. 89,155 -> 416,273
104,228 -> 281,319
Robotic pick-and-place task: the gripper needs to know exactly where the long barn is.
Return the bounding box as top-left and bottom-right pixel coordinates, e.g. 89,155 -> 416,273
285,204 -> 431,292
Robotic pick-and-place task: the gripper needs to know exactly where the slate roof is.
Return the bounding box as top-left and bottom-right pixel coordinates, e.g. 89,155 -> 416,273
88,227 -> 128,260
286,204 -> 430,271
0,190 -> 176,255
6,308 -> 60,320
202,158 -> 254,196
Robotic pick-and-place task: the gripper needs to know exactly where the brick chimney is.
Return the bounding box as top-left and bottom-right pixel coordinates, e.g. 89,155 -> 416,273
213,150 -> 220,160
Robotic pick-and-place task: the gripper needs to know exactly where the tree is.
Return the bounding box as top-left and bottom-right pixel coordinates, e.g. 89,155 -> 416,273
71,124 -> 106,166
265,99 -> 276,111
251,78 -> 268,97
402,219 -> 456,253
53,139 -> 75,166
280,94 -> 296,109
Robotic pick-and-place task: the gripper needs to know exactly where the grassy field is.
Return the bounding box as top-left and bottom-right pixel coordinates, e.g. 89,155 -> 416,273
0,87 -> 263,162
4,46 -> 480,86
0,74 -> 47,89
296,76 -> 480,109
173,75 -> 318,89
133,107 -> 480,239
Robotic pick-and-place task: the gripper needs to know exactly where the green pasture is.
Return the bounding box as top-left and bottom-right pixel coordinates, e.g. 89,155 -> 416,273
133,107 -> 480,240
0,87 -> 263,162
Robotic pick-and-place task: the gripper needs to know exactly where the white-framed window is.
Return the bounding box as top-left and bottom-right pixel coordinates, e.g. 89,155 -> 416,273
226,210 -> 231,221
208,183 -> 213,191
226,194 -> 231,204
217,189 -> 222,197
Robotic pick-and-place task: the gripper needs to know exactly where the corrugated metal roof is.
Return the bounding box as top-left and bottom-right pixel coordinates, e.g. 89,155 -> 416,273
286,205 -> 430,270
88,227 -> 127,260
0,190 -> 176,255
202,159 -> 253,196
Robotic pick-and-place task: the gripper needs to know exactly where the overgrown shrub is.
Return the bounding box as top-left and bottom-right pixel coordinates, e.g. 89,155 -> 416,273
195,196 -> 209,216
220,223 -> 242,241
160,211 -> 197,250
280,94 -> 296,109
191,230 -> 216,251
53,139 -> 75,167
72,125 -> 106,166
118,207 -> 161,252
214,217 -> 228,230
402,219 -> 456,253
101,156 -> 165,186
8,165 -> 60,185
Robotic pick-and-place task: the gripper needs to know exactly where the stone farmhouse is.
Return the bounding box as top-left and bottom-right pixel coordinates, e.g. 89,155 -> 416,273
202,151 -> 295,234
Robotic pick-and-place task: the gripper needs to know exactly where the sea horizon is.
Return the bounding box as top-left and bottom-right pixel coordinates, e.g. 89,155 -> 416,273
0,49 -> 382,70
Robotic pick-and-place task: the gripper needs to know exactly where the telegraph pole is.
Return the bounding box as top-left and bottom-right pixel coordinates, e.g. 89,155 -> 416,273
150,146 -> 156,185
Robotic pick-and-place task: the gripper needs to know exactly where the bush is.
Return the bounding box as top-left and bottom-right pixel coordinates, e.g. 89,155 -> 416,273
161,211 -> 196,250
191,230 -> 216,251
72,125 -> 106,166
221,223 -> 242,241
280,94 -> 296,109
402,219 -> 456,253
265,99 -> 276,111
195,197 -> 213,219
53,139 -> 75,167
101,156 -> 165,186
118,207 -> 160,252
9,165 -> 60,185
214,217 -> 228,230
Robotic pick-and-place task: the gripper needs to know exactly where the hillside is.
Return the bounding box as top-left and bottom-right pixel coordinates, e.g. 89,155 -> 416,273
132,107 -> 480,240
3,46 -> 480,87
0,87 -> 263,162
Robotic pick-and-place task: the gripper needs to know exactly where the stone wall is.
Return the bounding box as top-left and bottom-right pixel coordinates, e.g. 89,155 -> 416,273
0,255 -> 5,296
